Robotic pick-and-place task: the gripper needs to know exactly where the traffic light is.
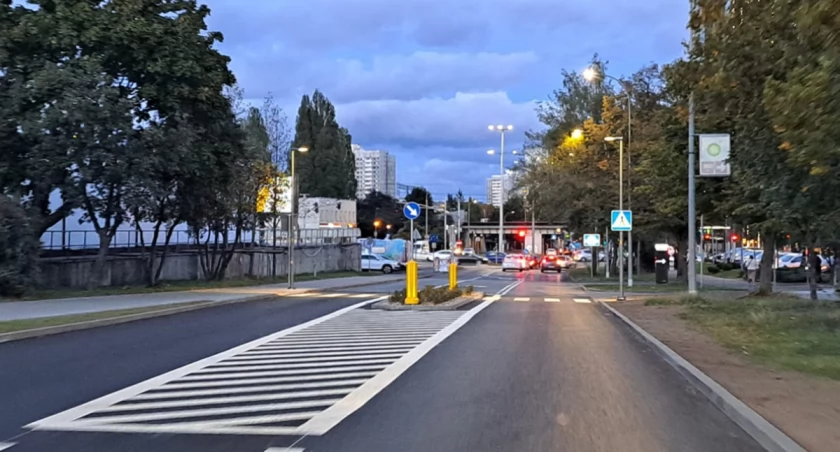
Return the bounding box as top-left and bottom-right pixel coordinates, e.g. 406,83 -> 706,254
703,233 -> 712,241
518,230 -> 526,238
730,234 -> 739,242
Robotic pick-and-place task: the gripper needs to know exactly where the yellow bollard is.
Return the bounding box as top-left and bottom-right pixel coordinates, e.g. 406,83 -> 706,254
405,260 -> 419,304
449,262 -> 458,290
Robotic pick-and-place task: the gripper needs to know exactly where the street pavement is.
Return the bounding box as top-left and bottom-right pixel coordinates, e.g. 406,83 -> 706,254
0,269 -> 442,321
0,267 -> 764,451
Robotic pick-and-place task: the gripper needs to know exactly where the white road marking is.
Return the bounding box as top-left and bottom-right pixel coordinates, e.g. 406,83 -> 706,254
544,298 -> 562,302
0,443 -> 15,451
265,448 -> 304,452
348,293 -> 376,298
296,298 -> 497,435
574,298 -> 592,303
27,295 -> 484,437
513,297 -> 530,302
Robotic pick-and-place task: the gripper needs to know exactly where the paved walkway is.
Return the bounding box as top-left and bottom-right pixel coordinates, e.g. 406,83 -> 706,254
0,274 -> 408,322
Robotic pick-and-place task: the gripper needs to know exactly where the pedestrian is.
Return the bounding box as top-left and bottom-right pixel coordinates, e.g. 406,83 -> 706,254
745,255 -> 760,290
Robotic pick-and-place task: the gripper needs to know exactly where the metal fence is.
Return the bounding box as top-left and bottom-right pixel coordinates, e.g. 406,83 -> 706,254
41,227 -> 362,252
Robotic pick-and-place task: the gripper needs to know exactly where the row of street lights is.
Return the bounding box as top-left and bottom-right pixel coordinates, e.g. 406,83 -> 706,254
485,66 -> 633,292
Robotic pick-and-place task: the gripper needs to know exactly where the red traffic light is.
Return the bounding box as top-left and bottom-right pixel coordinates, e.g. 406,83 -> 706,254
730,234 -> 739,242
703,234 -> 712,240
518,230 -> 526,238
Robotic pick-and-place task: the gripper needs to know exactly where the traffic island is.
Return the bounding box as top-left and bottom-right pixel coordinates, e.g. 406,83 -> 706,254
371,285 -> 484,311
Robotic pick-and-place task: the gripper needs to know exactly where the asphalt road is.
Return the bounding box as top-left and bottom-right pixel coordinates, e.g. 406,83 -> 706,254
1,268 -> 764,451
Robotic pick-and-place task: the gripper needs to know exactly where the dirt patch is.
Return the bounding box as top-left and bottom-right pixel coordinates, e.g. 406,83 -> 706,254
614,301 -> 840,452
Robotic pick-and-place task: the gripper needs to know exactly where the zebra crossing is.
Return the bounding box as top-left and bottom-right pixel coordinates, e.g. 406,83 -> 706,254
488,296 -> 592,304
27,298 -> 491,437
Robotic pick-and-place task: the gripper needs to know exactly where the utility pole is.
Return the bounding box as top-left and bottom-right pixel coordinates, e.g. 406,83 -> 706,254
687,93 -> 698,294
425,192 -> 429,240
626,92 -> 634,288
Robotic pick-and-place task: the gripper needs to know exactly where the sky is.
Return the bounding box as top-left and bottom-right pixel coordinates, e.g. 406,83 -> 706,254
203,0 -> 691,202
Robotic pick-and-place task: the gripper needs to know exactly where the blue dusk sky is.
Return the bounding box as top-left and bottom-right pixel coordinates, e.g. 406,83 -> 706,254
205,0 -> 691,202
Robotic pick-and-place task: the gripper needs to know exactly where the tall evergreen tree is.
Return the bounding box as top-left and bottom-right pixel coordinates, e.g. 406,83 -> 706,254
290,90 -> 357,199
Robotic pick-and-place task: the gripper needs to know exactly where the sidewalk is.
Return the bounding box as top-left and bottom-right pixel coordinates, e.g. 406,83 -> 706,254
0,274 -> 407,322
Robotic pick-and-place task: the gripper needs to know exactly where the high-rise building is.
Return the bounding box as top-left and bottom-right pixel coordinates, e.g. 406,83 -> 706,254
485,173 -> 514,207
352,144 -> 396,199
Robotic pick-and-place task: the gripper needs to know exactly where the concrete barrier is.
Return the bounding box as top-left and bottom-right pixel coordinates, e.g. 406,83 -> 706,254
38,244 -> 362,289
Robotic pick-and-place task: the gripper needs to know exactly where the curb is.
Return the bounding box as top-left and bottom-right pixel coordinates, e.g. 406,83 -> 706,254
0,292 -> 304,344
369,292 -> 484,311
0,274 -> 439,344
599,301 -> 807,452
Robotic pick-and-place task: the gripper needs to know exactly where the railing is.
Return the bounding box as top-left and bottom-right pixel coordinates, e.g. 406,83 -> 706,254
40,227 -> 362,254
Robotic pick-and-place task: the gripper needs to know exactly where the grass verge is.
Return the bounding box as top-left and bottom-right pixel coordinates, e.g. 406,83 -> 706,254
568,267 -> 656,283
0,301 -> 212,334
3,271 -> 377,302
644,294 -> 840,380
588,283 -> 743,293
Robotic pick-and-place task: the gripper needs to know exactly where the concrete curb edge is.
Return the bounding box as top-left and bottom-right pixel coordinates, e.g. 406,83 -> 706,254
369,292 -> 484,311
0,293 -> 295,344
598,301 -> 807,452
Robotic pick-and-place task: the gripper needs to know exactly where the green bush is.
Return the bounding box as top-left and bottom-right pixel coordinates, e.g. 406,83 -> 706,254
0,197 -> 41,297
706,266 -> 721,274
464,285 -> 474,295
390,285 -> 464,305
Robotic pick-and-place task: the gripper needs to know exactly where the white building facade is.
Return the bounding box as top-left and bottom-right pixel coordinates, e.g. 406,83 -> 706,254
352,144 -> 396,199
485,173 -> 514,207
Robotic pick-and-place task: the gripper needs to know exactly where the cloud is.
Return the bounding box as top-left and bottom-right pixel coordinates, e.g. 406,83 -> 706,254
336,91 -> 539,149
233,51 -> 539,104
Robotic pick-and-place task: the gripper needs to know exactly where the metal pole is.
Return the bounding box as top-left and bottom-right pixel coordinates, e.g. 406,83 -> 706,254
700,215 -> 704,288
425,192 -> 429,240
688,91 -> 698,294
443,206 -> 448,250
530,194 -> 536,254
498,131 -> 505,253
605,225 -> 610,278
288,151 -> 296,289
627,92 -> 633,288
619,138 -> 625,301
410,218 -> 414,261
457,195 -> 461,245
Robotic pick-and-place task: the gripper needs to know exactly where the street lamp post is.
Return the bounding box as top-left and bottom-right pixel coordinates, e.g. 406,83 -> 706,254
584,68 -> 634,287
289,146 -> 309,289
373,219 -> 382,238
605,136 -> 625,301
487,124 -> 514,253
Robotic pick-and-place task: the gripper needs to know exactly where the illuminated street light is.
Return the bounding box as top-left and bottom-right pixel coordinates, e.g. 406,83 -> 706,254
571,129 -> 583,139
488,124 -> 514,253
288,145 -> 310,289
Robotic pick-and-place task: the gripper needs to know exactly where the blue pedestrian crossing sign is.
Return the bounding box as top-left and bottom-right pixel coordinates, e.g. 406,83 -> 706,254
403,202 -> 421,220
611,210 -> 633,231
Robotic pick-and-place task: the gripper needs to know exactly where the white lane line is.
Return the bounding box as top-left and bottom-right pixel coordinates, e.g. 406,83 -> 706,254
195,358 -> 398,373
297,298 -> 497,435
72,399 -> 343,424
240,345 -> 415,356
513,297 -> 530,302
26,297 -> 386,430
0,443 -> 15,451
348,293 -> 376,298
574,298 -> 592,303
318,293 -> 347,298
159,371 -> 379,390
217,353 -> 405,366
134,378 -> 370,400
101,389 -> 354,411
176,364 -> 390,381
544,298 -> 562,302
266,448 -> 304,452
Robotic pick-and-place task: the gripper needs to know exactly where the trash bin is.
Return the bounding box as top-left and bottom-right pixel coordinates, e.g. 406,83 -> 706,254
655,250 -> 669,284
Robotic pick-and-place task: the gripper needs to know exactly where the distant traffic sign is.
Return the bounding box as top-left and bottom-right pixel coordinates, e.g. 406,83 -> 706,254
611,210 -> 633,231
583,234 -> 601,247
403,202 -> 421,220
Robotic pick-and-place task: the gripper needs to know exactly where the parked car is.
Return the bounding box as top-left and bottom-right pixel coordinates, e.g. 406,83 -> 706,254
361,254 -> 402,274
501,254 -> 529,272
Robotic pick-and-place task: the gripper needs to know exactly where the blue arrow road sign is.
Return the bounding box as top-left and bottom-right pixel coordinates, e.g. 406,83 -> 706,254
611,210 -> 633,231
403,202 -> 421,220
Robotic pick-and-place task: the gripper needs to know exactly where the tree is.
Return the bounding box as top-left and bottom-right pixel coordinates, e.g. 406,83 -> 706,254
261,92 -> 292,171
290,90 -> 357,199
0,196 -> 40,297
357,191 -> 403,238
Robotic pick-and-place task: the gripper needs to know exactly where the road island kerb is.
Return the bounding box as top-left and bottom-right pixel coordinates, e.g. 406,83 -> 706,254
370,292 -> 485,311
598,300 -> 808,452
